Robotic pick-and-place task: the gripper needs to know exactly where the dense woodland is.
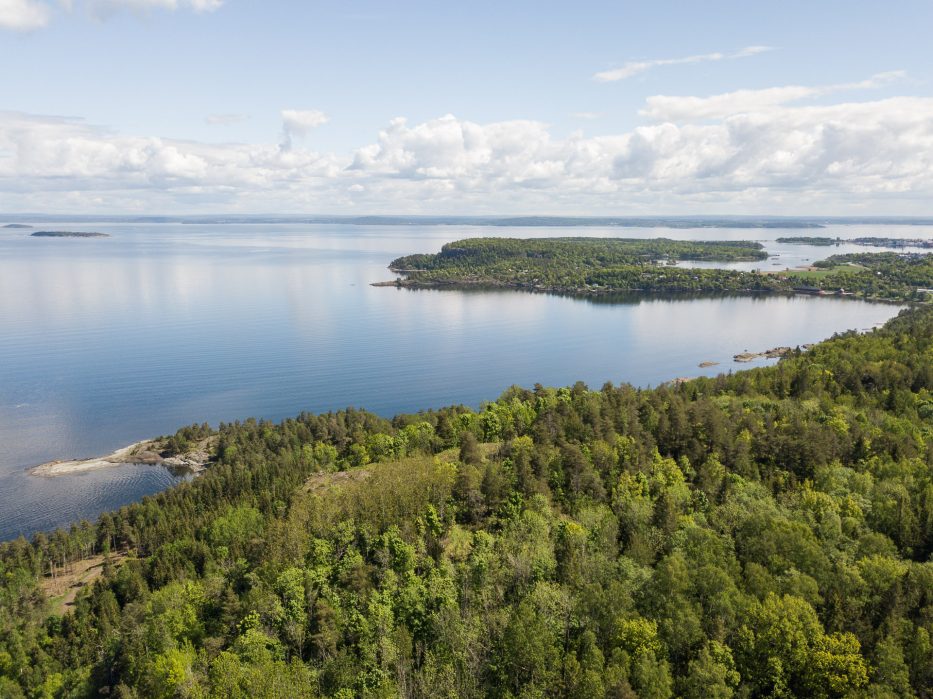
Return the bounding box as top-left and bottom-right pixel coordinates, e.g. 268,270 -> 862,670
390,238 -> 768,272
388,238 -> 933,302
0,304 -> 932,697
776,238 -> 842,246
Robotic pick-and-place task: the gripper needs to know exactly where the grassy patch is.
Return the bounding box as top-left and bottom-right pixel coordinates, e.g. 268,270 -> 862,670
788,263 -> 868,280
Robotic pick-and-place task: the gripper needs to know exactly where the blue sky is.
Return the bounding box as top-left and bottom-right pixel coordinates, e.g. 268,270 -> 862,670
1,0 -> 932,214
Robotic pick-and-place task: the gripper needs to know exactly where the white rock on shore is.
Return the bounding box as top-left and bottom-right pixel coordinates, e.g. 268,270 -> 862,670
28,438 -> 211,477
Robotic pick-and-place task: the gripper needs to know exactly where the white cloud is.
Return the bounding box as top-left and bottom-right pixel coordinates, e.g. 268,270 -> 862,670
0,0 -> 222,29
341,98 -> 933,208
593,45 -> 771,82
348,114 -> 561,182
643,71 -> 906,121
0,0 -> 52,30
280,109 -> 328,151
0,110 -> 342,206
281,109 -> 329,135
571,112 -> 603,120
88,0 -> 223,17
2,73 -> 932,214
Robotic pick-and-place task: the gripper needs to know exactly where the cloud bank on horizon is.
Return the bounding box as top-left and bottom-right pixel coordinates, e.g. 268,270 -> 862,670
4,78 -> 930,215
0,2 -> 931,215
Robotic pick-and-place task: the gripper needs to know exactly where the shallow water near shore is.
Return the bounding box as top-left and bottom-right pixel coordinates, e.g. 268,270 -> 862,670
0,222 -> 926,540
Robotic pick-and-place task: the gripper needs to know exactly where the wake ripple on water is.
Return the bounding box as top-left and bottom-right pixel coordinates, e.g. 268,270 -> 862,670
0,465 -> 188,541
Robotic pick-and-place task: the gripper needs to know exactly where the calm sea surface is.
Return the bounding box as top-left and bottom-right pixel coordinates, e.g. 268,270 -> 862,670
0,222 -> 927,540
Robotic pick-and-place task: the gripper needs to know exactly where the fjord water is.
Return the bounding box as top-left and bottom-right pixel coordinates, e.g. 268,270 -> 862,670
0,223 -> 923,540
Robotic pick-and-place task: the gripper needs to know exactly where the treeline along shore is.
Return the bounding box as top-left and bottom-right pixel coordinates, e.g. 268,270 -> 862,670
29,231 -> 110,238
1,303 -> 932,696
777,236 -> 933,249
378,237 -> 933,303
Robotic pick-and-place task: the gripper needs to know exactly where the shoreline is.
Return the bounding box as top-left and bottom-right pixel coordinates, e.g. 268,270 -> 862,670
371,277 -> 913,305
372,278 -> 785,295
372,278 -> 873,299
29,438 -> 213,477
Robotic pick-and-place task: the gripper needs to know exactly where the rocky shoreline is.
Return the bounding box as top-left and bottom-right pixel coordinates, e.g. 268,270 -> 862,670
29,437 -> 214,477
733,344 -> 814,363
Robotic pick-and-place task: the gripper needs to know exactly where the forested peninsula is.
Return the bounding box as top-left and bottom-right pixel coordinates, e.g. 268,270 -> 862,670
30,231 -> 109,238
1,306 -> 933,697
381,237 -> 933,302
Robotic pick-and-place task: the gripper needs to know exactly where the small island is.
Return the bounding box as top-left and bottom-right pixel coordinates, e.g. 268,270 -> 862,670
376,237 -> 933,303
2,223 -> 32,229
776,236 -> 841,246
31,230 -> 110,238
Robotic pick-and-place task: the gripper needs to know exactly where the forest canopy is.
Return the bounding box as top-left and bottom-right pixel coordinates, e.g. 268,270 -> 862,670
1,306 -> 932,697
384,237 -> 933,302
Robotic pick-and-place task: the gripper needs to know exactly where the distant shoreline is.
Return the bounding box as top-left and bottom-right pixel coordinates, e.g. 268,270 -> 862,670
30,231 -> 110,238
6,214 -> 933,227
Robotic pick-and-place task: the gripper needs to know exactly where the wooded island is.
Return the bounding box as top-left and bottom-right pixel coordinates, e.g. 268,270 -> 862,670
30,231 -> 110,238
382,237 -> 933,302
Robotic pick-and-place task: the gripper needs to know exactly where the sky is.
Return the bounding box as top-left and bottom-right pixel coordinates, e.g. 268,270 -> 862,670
1,0 -> 932,215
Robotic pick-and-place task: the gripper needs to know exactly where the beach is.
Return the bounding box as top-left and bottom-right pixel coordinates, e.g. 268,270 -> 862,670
28,440 -> 161,477
28,437 -> 213,477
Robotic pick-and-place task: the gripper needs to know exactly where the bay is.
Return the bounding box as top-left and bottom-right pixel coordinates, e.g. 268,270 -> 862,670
0,222 -> 924,540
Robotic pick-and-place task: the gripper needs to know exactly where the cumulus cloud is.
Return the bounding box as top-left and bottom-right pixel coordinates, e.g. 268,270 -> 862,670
280,109 -> 328,150
0,0 -> 52,30
593,45 -> 771,82
342,97 -> 933,208
0,110 -> 342,210
349,115 -> 565,183
2,73 -> 932,214
281,109 -> 328,135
